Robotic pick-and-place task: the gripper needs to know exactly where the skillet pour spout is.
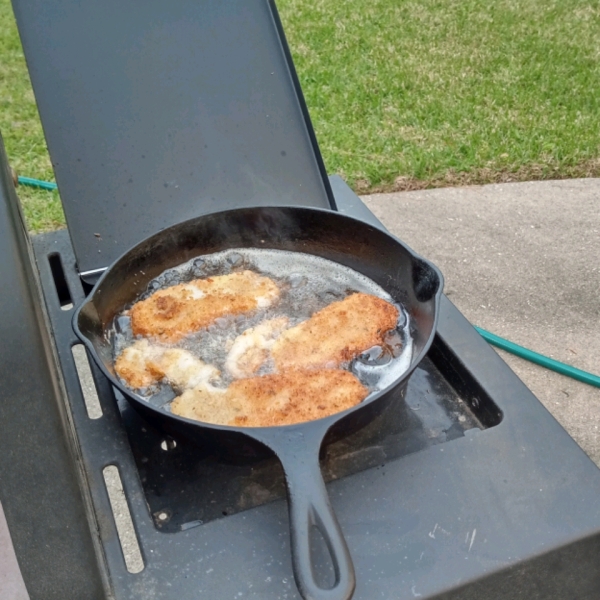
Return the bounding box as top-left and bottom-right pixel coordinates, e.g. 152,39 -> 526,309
72,206 -> 443,600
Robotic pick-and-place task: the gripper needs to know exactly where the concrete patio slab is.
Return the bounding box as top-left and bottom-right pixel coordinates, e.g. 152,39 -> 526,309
0,502 -> 29,600
362,178 -> 600,465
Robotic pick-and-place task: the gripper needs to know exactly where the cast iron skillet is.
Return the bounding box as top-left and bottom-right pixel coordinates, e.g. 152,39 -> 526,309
73,206 -> 443,600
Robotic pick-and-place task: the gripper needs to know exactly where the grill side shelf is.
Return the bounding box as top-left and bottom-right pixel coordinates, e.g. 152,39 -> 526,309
25,181 -> 600,599
28,182 -> 499,599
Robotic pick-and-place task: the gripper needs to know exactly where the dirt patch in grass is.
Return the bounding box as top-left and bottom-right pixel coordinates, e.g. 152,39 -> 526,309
357,159 -> 600,193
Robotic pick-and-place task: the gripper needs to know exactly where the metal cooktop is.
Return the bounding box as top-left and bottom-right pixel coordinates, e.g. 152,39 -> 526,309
21,182 -> 600,599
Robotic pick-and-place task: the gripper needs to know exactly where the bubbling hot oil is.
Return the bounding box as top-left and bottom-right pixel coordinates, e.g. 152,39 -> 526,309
111,248 -> 413,406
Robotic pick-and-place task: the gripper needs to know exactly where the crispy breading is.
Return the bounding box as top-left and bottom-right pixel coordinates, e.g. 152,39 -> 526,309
169,385 -> 234,423
115,339 -> 220,391
130,271 -> 280,342
225,317 -> 289,379
271,293 -> 399,371
114,340 -> 162,388
171,369 -> 368,427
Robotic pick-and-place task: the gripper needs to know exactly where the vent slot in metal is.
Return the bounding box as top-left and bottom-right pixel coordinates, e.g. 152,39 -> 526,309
48,252 -> 73,309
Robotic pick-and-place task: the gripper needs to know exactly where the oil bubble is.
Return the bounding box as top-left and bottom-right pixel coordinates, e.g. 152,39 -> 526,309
115,315 -> 131,334
227,253 -> 244,267
357,345 -> 392,366
288,273 -> 307,288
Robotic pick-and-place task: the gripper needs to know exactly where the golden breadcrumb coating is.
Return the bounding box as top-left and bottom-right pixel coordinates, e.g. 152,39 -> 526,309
130,271 -> 280,342
115,339 -> 220,391
271,293 -> 399,371
171,369 -> 368,427
225,317 -> 289,379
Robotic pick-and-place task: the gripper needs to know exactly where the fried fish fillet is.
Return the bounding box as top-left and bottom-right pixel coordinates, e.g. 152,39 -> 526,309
271,292 -> 399,371
225,316 -> 290,379
171,369 -> 368,427
115,339 -> 220,391
130,271 -> 280,342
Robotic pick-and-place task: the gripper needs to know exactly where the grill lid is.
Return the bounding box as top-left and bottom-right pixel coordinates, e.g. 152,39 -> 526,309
13,0 -> 334,280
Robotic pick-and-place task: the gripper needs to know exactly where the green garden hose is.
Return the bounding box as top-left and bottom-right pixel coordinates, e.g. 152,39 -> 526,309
17,175 -> 58,190
475,326 -> 600,389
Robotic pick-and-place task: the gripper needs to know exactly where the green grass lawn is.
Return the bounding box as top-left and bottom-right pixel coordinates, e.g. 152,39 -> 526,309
1,0 -> 599,232
0,0 -> 64,231
281,0 -> 600,191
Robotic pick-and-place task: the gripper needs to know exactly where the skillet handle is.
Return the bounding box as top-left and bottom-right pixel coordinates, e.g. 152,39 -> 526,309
274,431 -> 356,600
